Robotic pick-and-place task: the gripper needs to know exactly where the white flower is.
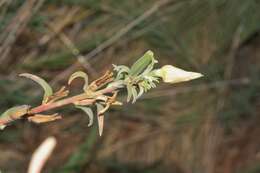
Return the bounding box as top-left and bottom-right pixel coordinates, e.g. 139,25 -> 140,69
154,65 -> 203,83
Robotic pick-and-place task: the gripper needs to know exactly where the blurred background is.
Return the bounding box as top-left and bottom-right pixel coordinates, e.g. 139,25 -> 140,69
0,0 -> 260,173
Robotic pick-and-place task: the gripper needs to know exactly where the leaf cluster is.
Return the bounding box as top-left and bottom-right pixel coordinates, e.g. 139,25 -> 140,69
113,50 -> 160,103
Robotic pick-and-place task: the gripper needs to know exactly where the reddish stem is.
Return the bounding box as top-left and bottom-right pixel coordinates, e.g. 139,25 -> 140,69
0,83 -> 119,127
29,86 -> 117,114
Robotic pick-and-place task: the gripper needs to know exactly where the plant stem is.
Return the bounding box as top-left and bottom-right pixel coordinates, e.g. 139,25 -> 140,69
29,86 -> 118,115
0,78 -> 121,128
29,93 -> 92,114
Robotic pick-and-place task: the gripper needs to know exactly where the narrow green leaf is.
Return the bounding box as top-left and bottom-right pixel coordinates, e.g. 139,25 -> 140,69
141,57 -> 158,76
68,71 -> 88,91
129,50 -> 155,76
96,103 -> 105,136
126,84 -> 132,102
75,106 -> 94,127
19,73 -> 53,104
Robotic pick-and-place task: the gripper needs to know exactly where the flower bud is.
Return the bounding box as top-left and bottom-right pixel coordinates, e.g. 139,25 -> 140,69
154,65 -> 203,83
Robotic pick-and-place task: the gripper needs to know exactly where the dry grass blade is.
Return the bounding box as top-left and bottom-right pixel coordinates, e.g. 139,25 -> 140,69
0,0 -> 45,65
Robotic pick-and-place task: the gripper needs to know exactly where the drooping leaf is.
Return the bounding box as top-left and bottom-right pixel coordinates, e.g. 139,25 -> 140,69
96,103 -> 105,136
0,105 -> 30,129
68,71 -> 89,91
75,106 -> 94,127
129,50 -> 156,76
20,73 -> 53,104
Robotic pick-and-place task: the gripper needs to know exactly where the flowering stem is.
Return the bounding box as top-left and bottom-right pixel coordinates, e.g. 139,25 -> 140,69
0,50 -> 203,131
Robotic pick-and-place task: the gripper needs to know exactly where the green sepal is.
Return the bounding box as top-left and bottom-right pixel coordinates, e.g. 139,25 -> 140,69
129,50 -> 156,76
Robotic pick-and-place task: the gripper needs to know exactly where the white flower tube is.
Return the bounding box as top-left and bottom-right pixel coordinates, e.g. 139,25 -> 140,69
154,65 -> 203,83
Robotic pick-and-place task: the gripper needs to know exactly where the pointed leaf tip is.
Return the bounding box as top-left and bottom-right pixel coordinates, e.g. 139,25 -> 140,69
96,103 -> 105,136
97,115 -> 104,136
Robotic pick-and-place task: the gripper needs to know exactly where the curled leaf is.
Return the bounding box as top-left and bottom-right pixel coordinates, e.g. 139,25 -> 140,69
130,50 -> 157,76
154,65 -> 203,83
113,64 -> 130,80
68,71 -> 88,92
20,73 -> 53,104
75,106 -> 94,127
0,105 -> 30,129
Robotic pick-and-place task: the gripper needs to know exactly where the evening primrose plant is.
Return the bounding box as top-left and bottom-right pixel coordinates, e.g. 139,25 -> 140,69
0,50 -> 203,136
